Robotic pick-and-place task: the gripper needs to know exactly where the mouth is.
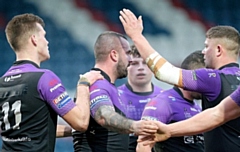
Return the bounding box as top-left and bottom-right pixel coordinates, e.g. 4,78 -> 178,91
137,73 -> 146,77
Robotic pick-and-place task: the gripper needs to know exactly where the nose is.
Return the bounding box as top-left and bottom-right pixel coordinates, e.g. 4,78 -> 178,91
138,63 -> 144,70
202,49 -> 206,54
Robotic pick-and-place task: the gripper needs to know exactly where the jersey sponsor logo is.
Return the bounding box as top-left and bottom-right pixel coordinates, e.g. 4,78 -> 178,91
195,135 -> 204,143
144,106 -> 157,110
118,89 -> 124,97
90,95 -> 109,108
54,92 -> 68,104
235,71 -> 240,76
168,96 -> 176,101
192,70 -> 197,80
57,96 -> 71,109
237,77 -> 240,81
50,83 -> 62,92
53,92 -> 71,109
139,98 -> 151,103
190,107 -> 198,112
90,130 -> 95,135
57,97 -> 71,108
142,116 -> 158,121
2,136 -> 31,142
4,74 -> 22,82
8,69 -> 22,74
184,136 -> 194,144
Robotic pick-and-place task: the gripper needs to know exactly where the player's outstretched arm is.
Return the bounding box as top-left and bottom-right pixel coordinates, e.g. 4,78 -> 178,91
139,95 -> 240,146
119,9 -> 182,87
94,105 -> 158,135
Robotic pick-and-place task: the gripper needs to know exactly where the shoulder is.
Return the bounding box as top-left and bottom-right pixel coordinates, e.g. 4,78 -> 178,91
117,84 -> 131,95
155,89 -> 179,103
92,79 -> 112,87
38,69 -> 61,85
194,68 -> 220,76
41,69 -> 59,77
90,79 -> 116,95
153,85 -> 163,93
117,84 -> 127,90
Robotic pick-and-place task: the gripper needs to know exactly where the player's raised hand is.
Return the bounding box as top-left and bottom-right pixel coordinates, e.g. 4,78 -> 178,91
119,8 -> 143,39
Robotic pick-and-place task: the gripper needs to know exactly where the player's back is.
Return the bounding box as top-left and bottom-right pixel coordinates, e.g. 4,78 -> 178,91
0,61 -> 58,152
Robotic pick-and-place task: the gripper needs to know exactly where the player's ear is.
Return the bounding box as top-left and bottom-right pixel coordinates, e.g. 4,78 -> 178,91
216,45 -> 223,57
110,49 -> 118,62
30,34 -> 37,46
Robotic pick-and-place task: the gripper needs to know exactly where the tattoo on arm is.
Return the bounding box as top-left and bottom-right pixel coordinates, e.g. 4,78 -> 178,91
94,105 -> 134,134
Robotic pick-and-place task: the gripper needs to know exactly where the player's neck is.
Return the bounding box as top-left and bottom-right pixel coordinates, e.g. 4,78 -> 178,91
214,55 -> 238,69
94,64 -> 117,83
129,82 -> 152,92
16,51 -> 40,67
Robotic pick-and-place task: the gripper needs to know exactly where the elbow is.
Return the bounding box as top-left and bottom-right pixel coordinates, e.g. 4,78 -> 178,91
95,117 -> 106,127
71,119 -> 89,132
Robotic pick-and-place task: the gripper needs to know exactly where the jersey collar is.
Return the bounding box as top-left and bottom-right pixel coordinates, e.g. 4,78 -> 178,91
219,63 -> 239,70
13,60 -> 40,68
125,82 -> 154,95
91,68 -> 112,83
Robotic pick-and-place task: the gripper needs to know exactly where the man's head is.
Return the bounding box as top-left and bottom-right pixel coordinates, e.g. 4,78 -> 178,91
94,31 -> 131,79
202,25 -> 240,69
181,50 -> 205,99
5,13 -> 50,62
181,50 -> 205,70
127,44 -> 153,87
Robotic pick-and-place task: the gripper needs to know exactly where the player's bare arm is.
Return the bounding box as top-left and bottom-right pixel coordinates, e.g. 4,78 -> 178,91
94,105 -> 158,135
119,9 -> 182,87
139,96 -> 240,146
62,71 -> 103,131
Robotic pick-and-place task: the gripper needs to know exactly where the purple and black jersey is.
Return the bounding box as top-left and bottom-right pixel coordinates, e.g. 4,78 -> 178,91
181,63 -> 240,152
142,87 -> 204,152
72,68 -> 129,152
0,60 -> 76,152
118,82 -> 162,120
118,82 -> 162,152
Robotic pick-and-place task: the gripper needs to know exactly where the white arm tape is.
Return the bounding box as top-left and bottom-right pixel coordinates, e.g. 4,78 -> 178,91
146,52 -> 181,86
155,62 -> 180,85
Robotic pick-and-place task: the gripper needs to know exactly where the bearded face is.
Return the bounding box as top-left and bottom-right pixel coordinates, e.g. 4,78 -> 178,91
116,56 -> 128,79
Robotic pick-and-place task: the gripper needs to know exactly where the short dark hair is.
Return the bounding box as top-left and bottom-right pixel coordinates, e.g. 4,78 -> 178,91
181,50 -> 205,70
94,31 -> 127,62
5,13 -> 44,51
130,44 -> 141,58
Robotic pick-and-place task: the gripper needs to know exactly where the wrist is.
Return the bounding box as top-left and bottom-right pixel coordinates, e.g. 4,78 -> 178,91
130,120 -> 136,134
78,75 -> 90,87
